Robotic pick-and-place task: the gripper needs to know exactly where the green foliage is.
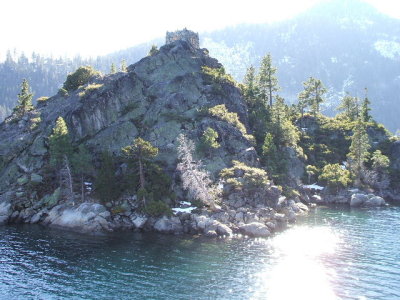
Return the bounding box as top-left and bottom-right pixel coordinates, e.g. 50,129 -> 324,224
269,96 -> 300,149
143,200 -> 172,217
257,96 -> 301,182
361,90 -> 372,122
242,66 -> 258,105
299,115 -> 352,170
305,165 -> 319,183
282,187 -> 300,199
148,45 -> 159,56
13,79 -> 34,116
120,59 -> 128,72
220,160 -> 270,191
63,66 -> 100,91
257,53 -> 279,107
71,144 -> 92,175
337,93 -> 359,121
347,119 -> 370,182
208,104 -> 254,142
201,66 -> 236,86
199,127 -> 220,153
122,138 -> 159,162
78,83 -> 103,98
122,138 -> 159,206
110,63 -> 117,74
48,117 -> 73,167
298,77 -> 327,116
371,150 -> 389,171
241,65 -> 270,150
319,163 -> 351,192
122,162 -> 173,201
36,96 -> 49,103
29,116 -> 41,130
58,88 -> 69,97
262,133 -> 279,174
94,152 -> 122,203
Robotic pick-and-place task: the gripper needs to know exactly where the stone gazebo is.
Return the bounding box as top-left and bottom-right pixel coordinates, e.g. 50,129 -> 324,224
166,28 -> 200,49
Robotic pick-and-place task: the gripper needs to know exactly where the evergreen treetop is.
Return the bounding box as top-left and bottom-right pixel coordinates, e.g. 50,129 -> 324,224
48,116 -> 73,167
257,54 -> 279,107
298,77 -> 327,117
347,118 -> 370,184
14,79 -> 34,116
338,93 -> 359,121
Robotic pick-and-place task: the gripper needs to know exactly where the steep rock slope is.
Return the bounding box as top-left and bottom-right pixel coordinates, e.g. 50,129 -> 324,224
0,40 -> 288,235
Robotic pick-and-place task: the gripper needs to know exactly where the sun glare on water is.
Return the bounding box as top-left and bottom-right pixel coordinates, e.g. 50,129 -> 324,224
252,226 -> 340,300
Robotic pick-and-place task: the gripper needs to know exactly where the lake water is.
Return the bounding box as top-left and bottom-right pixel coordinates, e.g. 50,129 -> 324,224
1,206 -> 399,299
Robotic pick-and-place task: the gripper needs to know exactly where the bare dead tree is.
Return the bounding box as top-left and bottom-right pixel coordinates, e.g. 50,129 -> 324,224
176,134 -> 218,209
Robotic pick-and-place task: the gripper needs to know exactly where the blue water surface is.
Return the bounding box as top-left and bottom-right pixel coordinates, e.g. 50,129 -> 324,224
0,206 -> 399,299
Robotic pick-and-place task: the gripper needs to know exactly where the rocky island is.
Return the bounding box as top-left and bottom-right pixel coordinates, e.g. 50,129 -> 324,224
0,29 -> 399,237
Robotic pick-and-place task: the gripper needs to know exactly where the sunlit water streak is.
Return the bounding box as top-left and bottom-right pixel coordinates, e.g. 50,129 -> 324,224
0,206 -> 399,299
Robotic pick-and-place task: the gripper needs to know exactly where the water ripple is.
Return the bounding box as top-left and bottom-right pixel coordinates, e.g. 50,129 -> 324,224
0,207 -> 399,299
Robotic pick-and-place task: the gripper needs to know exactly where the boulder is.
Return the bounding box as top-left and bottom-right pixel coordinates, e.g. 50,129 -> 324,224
192,215 -> 210,231
239,222 -> 271,237
153,216 -> 183,234
350,193 -> 386,207
216,222 -> 233,236
350,193 -> 369,207
204,230 -> 218,237
291,202 -> 309,214
0,201 -> 12,225
30,209 -> 47,224
44,202 -> 112,233
310,195 -> 323,204
365,196 -> 386,206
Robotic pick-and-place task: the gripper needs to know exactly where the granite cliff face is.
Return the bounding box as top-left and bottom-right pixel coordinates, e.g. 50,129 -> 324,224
0,40 -> 255,186
0,35 -> 294,235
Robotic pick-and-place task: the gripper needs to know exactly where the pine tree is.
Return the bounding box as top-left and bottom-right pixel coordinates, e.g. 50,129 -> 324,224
319,163 -> 351,193
361,88 -> 372,122
14,79 -> 33,116
63,66 -> 100,91
269,96 -> 299,148
94,152 -> 121,203
122,138 -> 158,207
347,118 -> 370,185
365,150 -> 390,194
298,77 -> 327,117
242,65 -> 269,149
262,133 -> 279,175
48,116 -> 74,202
242,66 -> 258,108
257,54 -> 279,107
120,59 -> 127,72
338,93 -> 359,121
199,127 -> 220,155
110,63 -> 117,74
48,117 -> 73,167
148,45 -> 159,56
71,144 -> 92,202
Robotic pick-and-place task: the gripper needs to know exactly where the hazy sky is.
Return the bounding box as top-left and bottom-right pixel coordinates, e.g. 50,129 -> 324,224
0,0 -> 399,60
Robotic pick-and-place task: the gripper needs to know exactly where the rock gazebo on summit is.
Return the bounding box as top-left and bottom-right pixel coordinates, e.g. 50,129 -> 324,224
166,29 -> 200,49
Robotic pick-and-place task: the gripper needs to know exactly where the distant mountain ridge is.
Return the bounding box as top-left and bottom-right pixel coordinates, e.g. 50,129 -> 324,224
1,0 -> 399,132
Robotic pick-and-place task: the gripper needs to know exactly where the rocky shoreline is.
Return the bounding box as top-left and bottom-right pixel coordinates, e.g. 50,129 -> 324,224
0,187 -> 390,238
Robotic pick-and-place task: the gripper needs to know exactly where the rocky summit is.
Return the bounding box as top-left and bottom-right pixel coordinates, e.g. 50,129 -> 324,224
0,30 -> 300,236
